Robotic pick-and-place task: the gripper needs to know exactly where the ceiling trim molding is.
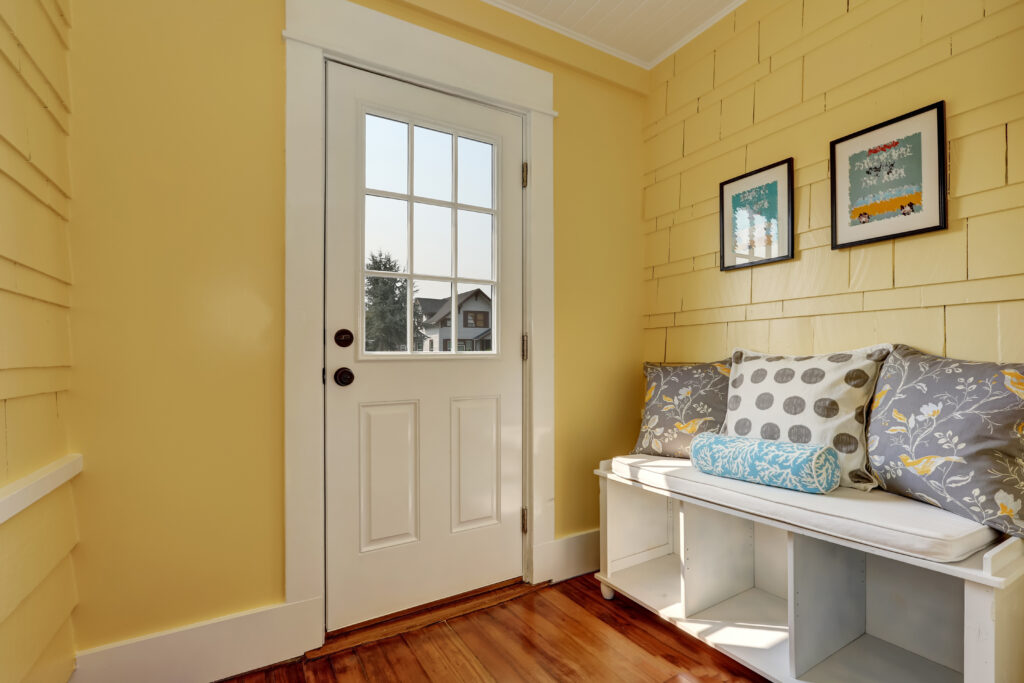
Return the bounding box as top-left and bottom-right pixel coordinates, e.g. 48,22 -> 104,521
480,0 -> 650,68
481,0 -> 747,71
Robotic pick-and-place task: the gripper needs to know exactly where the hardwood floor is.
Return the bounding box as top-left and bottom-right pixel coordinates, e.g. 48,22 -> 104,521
221,575 -> 768,683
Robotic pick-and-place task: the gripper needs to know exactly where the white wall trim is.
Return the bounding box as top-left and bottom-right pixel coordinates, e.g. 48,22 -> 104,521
0,453 -> 82,525
70,597 -> 323,683
284,0 -> 557,615
533,528 -> 600,584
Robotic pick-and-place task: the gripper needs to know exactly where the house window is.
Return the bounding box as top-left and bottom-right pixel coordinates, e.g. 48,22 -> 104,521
442,339 -> 451,352
463,311 -> 489,328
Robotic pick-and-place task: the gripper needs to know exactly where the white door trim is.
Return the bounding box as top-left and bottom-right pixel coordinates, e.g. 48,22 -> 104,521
284,0 -> 557,632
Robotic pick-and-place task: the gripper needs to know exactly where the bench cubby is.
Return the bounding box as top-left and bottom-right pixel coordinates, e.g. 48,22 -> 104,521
596,459 -> 1024,683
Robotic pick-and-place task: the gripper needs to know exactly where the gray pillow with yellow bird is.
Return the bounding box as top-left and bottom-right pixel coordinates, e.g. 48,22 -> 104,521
632,360 -> 731,458
867,344 -> 1024,539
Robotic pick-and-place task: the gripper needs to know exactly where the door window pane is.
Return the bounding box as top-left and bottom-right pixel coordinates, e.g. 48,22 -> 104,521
457,210 -> 493,280
359,113 -> 500,357
457,137 -> 493,209
413,279 -> 452,353
413,127 -> 452,202
365,195 -> 408,272
364,275 -> 408,352
413,203 -> 451,277
457,283 -> 493,353
365,115 -> 408,194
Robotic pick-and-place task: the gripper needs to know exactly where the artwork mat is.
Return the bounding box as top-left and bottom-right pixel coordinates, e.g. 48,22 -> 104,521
719,157 -> 794,270
830,101 -> 946,249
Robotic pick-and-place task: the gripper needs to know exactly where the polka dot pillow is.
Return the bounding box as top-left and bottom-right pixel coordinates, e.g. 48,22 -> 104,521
722,345 -> 892,490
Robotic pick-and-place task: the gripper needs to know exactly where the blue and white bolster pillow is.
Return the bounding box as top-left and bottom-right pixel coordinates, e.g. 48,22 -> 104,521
690,433 -> 840,494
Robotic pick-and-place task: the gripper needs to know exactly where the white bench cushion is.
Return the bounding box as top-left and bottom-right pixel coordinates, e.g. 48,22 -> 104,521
611,455 -> 1000,563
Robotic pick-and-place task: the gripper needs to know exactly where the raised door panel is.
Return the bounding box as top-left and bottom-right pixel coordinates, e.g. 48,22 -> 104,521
451,397 -> 499,532
360,401 -> 419,551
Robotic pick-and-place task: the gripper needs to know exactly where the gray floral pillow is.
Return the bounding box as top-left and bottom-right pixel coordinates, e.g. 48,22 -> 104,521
632,360 -> 731,458
868,344 -> 1024,538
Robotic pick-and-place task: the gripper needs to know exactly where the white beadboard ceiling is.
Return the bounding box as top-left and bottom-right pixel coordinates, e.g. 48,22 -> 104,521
481,0 -> 746,69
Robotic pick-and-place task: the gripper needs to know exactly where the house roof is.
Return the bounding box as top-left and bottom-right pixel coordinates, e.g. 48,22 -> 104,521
415,296 -> 446,319
423,288 -> 491,325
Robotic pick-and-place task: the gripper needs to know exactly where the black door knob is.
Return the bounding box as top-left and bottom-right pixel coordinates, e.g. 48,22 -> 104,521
334,329 -> 354,347
333,367 -> 355,386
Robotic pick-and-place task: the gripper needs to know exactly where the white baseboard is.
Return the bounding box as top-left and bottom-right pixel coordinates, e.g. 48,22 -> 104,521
71,597 -> 324,683
532,528 -> 599,584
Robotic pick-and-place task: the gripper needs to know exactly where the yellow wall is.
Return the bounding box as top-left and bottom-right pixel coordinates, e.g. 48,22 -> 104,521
67,0 -> 643,649
0,0 -> 79,681
642,0 -> 1024,365
67,1 -> 288,650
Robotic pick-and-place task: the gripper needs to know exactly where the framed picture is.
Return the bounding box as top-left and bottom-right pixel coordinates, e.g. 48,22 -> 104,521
719,158 -> 794,271
830,101 -> 946,249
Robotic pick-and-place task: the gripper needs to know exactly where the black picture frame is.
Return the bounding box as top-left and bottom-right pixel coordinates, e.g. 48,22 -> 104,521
830,101 -> 947,250
719,158 -> 795,271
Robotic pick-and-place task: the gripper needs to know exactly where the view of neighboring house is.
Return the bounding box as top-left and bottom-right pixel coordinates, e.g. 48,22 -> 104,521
416,288 -> 493,352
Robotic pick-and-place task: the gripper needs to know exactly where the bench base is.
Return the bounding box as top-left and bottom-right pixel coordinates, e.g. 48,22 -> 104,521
597,460 -> 1024,683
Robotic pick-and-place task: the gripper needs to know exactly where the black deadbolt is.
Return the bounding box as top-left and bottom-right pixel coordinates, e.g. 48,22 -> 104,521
334,328 -> 354,347
334,367 -> 355,386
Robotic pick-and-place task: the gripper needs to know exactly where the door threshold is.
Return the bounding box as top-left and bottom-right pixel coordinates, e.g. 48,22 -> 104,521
308,577 -> 547,658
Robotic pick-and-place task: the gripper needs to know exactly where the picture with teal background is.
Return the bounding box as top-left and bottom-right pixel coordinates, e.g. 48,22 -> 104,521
731,181 -> 779,259
847,131 -> 923,227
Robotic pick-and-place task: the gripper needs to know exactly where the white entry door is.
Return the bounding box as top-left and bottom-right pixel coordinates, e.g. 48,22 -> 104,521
324,62 -> 525,630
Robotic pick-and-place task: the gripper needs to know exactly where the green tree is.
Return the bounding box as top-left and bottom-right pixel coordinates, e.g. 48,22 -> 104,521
365,251 -> 407,351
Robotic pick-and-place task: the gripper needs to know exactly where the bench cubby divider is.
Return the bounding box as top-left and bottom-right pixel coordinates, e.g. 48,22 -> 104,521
789,534 -> 866,677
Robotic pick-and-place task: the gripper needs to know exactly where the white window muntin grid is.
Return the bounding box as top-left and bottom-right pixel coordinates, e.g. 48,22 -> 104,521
356,104 -> 500,358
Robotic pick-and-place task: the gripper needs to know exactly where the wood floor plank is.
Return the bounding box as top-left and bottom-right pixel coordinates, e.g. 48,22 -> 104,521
536,588 -> 683,680
356,635 -> 430,682
561,577 -> 766,682
447,607 -> 558,682
485,598 -> 608,681
554,578 -> 709,670
502,591 -> 674,681
400,622 -> 494,682
328,650 -> 368,681
302,658 -> 336,683
308,581 -> 547,658
232,673 -> 268,683
268,661 -> 306,683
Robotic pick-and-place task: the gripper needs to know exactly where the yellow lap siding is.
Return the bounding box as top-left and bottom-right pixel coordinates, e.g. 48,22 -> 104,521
0,558 -> 77,683
22,620 -> 76,683
0,484 -> 78,623
0,292 -> 70,370
642,0 -> 1024,364
2,393 -> 68,486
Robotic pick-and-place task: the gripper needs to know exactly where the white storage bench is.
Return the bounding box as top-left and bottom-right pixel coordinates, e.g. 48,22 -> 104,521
596,456 -> 1024,683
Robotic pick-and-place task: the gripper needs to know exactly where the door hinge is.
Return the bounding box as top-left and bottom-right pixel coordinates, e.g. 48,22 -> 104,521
521,507 -> 528,534
522,161 -> 528,189
521,333 -> 528,361
322,368 -> 326,385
